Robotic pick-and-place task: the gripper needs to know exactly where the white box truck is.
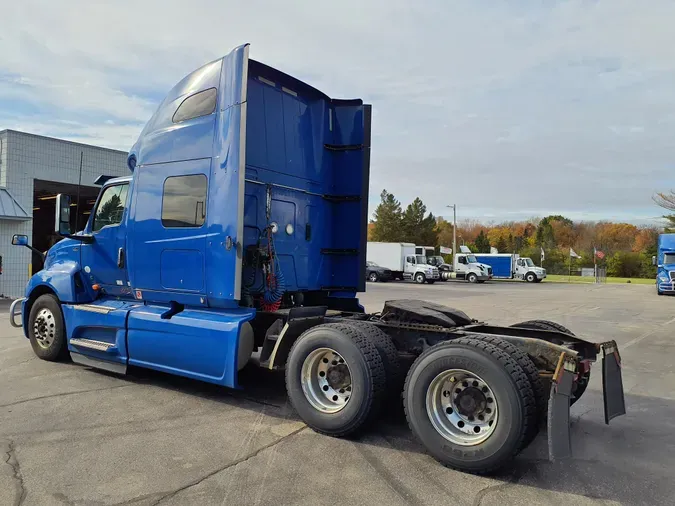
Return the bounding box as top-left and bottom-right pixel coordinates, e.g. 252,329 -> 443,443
367,242 -> 440,284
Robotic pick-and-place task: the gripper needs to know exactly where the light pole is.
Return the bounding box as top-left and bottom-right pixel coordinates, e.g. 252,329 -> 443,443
446,204 -> 456,262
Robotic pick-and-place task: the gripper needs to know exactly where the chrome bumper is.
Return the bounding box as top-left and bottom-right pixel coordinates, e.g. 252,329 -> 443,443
9,297 -> 25,328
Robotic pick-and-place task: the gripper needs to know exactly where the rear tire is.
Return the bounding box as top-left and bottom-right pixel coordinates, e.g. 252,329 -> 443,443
28,294 -> 67,361
509,320 -> 588,405
368,272 -> 379,282
343,321 -> 403,395
468,334 -> 544,446
285,323 -> 386,437
403,337 -> 535,474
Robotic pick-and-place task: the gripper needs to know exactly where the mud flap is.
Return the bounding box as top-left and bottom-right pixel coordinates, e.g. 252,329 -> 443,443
547,354 -> 575,460
601,341 -> 626,424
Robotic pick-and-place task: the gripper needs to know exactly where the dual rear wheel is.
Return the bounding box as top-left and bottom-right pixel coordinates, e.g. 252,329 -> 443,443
286,323 -> 543,474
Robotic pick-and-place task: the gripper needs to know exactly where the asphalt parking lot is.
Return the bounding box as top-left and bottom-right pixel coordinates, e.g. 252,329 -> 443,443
2,281 -> 674,506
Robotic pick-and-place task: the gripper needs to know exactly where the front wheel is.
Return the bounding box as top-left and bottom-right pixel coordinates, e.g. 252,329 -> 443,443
28,294 -> 68,361
415,273 -> 426,284
467,273 -> 478,284
403,338 -> 535,474
525,272 -> 536,283
368,272 -> 379,282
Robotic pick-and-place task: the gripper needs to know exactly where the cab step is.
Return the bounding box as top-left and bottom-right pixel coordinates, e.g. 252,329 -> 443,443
69,338 -> 118,353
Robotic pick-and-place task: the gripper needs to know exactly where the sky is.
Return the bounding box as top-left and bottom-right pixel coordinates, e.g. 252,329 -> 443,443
1,0 -> 674,226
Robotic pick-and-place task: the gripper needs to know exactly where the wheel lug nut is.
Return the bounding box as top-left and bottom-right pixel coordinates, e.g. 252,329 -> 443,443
487,398 -> 493,404
462,381 -> 468,387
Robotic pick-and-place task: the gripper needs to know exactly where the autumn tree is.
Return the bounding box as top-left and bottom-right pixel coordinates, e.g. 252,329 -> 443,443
435,218 -> 454,250
371,190 -> 403,242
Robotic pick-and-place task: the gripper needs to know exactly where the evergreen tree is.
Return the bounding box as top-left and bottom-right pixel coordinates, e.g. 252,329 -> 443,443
495,236 -> 508,253
371,190 -> 403,242
401,197 -> 437,245
474,230 -> 490,253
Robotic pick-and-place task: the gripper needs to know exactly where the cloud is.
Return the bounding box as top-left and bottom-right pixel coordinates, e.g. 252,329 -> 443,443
1,0 -> 675,223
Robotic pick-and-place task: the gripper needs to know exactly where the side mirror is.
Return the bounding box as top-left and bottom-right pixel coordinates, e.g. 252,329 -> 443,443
55,194 -> 72,236
11,234 -> 28,246
652,255 -> 657,266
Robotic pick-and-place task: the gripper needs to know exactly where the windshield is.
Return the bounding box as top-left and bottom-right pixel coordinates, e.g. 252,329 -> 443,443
664,253 -> 675,265
466,255 -> 478,264
416,255 -> 428,264
366,261 -> 378,267
523,258 -> 534,267
427,256 -> 444,266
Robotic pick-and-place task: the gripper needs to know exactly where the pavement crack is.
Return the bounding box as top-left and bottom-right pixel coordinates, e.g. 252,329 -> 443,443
147,425 -> 306,506
0,384 -> 133,409
4,440 -> 27,506
472,465 -> 529,506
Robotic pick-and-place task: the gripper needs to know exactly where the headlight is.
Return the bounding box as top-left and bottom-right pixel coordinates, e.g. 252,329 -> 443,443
660,276 -> 669,282
426,269 -> 432,274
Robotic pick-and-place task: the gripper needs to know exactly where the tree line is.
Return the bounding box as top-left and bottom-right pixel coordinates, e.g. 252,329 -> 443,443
369,190 -> 667,278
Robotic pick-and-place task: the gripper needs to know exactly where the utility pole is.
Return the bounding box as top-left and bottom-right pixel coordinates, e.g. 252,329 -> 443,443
447,204 -> 457,261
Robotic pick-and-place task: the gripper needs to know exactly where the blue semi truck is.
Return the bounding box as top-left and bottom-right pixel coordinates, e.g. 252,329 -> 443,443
654,233 -> 675,295
8,44 -> 625,473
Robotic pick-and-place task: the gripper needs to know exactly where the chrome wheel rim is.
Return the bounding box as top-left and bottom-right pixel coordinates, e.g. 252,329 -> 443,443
426,369 -> 498,445
301,347 -> 352,413
33,308 -> 56,349
369,273 -> 378,281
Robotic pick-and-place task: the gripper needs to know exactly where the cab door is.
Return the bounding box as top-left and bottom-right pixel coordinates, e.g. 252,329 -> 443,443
80,182 -> 130,297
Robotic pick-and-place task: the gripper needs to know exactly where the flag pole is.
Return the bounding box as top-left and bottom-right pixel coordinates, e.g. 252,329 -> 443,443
594,246 -> 597,283
569,248 -> 571,281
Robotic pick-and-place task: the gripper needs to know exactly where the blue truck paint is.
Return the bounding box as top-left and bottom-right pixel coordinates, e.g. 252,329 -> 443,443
476,254 -> 513,279
18,43 -> 371,388
656,233 -> 675,294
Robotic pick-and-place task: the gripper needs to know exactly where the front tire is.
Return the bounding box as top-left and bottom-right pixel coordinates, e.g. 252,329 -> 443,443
467,273 -> 478,284
403,338 -> 535,474
368,272 -> 379,282
415,273 -> 426,284
525,272 -> 536,283
28,294 -> 67,361
285,323 -> 386,437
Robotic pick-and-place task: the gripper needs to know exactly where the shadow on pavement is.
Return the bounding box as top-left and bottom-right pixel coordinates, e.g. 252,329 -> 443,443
76,359 -> 674,504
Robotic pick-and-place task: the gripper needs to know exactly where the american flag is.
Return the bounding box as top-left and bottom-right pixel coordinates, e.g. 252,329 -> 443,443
594,247 -> 605,260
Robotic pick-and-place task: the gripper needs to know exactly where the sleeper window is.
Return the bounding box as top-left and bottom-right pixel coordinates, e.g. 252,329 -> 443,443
162,175 -> 208,228
172,88 -> 217,123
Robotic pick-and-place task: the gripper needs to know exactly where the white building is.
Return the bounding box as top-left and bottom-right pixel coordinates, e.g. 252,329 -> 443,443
0,130 -> 128,298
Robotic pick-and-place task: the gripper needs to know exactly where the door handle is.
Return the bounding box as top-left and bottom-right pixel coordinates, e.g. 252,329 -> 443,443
117,248 -> 125,268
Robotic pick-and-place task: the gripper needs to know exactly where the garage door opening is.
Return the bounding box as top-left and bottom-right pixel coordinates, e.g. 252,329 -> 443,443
32,179 -> 101,271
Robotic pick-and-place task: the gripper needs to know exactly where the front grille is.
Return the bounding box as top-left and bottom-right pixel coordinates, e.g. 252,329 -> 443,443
669,271 -> 675,281
487,267 -> 493,275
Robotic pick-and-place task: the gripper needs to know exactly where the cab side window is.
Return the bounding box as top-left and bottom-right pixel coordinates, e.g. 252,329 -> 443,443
458,257 -> 467,264
92,184 -> 129,232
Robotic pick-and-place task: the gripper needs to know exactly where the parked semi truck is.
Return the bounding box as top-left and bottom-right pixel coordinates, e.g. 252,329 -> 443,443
654,233 -> 675,295
9,44 -> 625,474
368,242 -> 439,283
415,245 -> 490,283
475,253 -> 546,283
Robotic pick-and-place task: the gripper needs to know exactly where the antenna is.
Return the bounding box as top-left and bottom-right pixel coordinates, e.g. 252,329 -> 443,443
75,151 -> 83,231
